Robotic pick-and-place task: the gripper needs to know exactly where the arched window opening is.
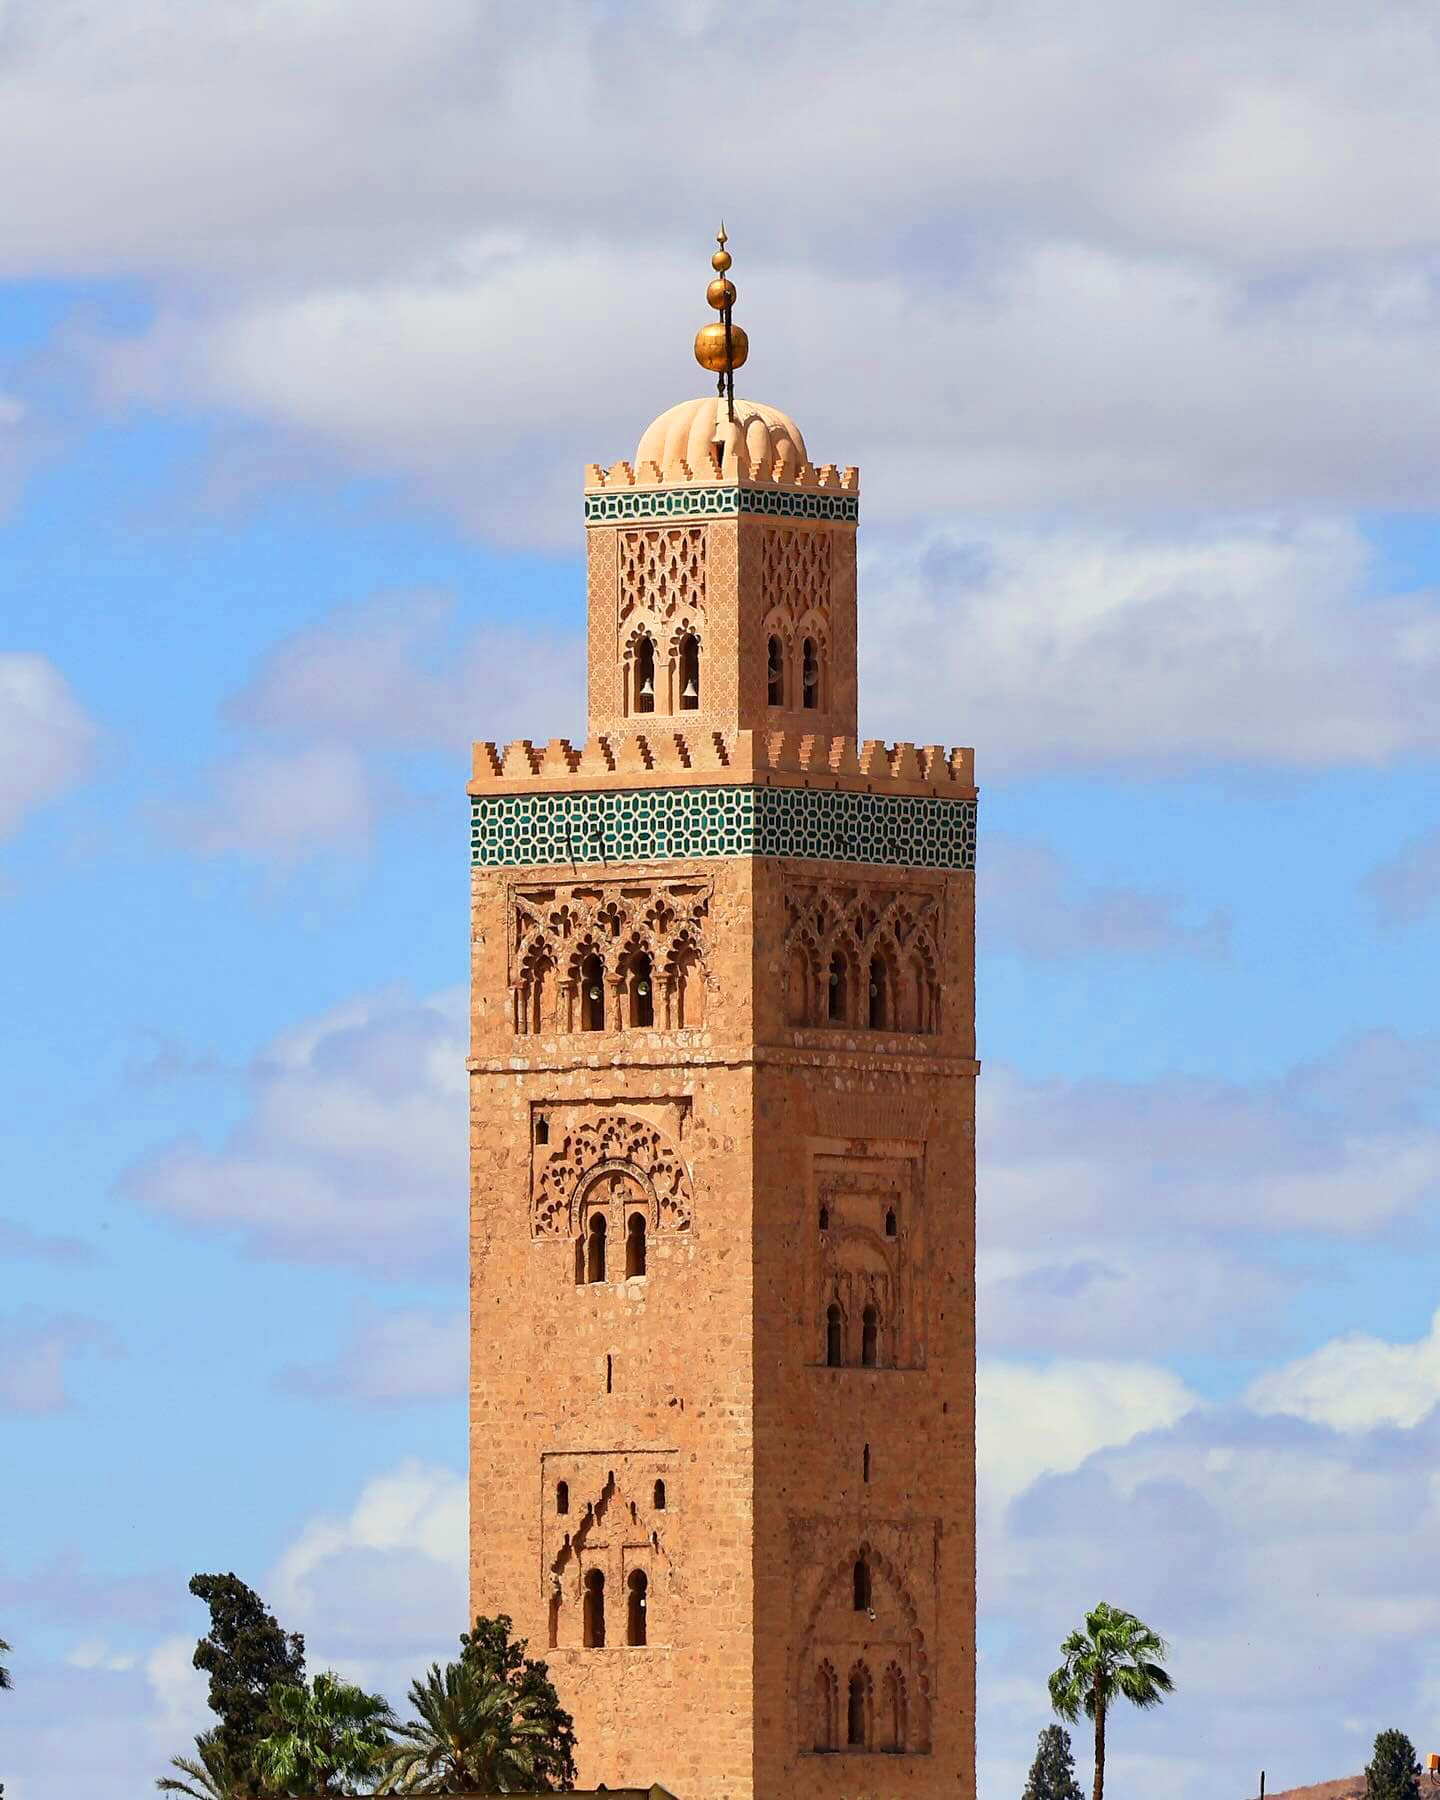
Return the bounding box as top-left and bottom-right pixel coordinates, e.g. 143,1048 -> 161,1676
847,1669 -> 868,1747
814,1664 -> 838,1753
633,635 -> 656,715
785,944 -> 810,1025
862,1305 -> 880,1368
802,637 -> 821,710
863,1443 -> 871,1484
583,1570 -> 606,1648
818,1203 -> 830,1232
678,632 -> 700,710
884,1206 -> 897,1238
853,1558 -> 871,1612
534,1114 -> 549,1145
883,1667 -> 907,1753
826,1303 -> 843,1368
626,1570 -> 648,1646
629,952 -> 654,1028
556,1480 -> 569,1515
827,952 -> 848,1024
526,960 -> 551,1034
767,634 -> 785,707
673,947 -> 705,1028
868,957 -> 887,1030
586,1212 -> 607,1284
653,1478 -> 666,1510
580,954 -> 605,1032
625,1211 -> 647,1279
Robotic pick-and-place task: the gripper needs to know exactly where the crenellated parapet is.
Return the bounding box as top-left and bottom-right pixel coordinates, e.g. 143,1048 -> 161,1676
585,454 -> 859,493
469,730 -> 974,797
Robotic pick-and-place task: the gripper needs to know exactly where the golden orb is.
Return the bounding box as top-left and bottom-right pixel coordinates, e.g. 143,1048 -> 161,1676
706,277 -> 736,310
694,320 -> 750,373
711,248 -> 732,272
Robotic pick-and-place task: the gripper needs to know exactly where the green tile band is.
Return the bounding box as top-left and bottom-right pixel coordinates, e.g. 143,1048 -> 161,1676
584,487 -> 858,524
470,784 -> 976,871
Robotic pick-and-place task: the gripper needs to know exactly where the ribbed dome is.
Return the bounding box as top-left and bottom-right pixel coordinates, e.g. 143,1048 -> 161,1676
636,396 -> 808,481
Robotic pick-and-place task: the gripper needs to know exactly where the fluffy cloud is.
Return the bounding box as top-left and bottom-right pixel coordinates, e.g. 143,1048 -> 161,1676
981,834 -> 1229,958
124,987 -> 467,1275
0,1312 -> 122,1415
1246,1306 -> 1440,1432
1366,824 -> 1440,925
981,1032 -> 1440,1248
862,518 -> 1440,772
0,653 -> 96,841
278,1304 -> 467,1405
228,592 -> 583,753
157,742 -> 395,862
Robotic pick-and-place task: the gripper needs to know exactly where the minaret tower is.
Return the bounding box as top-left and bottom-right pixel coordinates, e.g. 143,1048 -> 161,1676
468,232 -> 977,1799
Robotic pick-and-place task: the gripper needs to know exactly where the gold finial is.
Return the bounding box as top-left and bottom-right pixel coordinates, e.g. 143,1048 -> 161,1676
694,222 -> 748,416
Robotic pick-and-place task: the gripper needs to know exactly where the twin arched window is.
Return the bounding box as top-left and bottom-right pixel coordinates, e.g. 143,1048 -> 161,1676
824,1300 -> 884,1369
628,632 -> 701,717
764,634 -> 825,711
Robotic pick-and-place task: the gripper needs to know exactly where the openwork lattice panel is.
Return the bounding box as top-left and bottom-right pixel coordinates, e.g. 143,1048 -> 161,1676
617,527 -> 706,626
470,785 -> 977,870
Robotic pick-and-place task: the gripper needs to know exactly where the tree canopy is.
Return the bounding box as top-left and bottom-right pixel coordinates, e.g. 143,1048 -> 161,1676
1022,1722 -> 1087,1800
1365,1728 -> 1422,1800
1048,1601 -> 1174,1800
251,1670 -> 396,1797
188,1573 -> 306,1795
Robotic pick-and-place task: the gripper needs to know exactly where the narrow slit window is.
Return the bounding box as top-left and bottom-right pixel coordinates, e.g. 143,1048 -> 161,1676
556,1480 -> 569,1515
625,1212 -> 647,1279
853,1558 -> 871,1611
583,1569 -> 606,1648
884,1206 -> 897,1238
586,1213 -> 607,1283
580,954 -> 605,1032
847,1670 -> 867,1746
863,1443 -> 871,1484
534,1114 -> 549,1145
868,957 -> 887,1030
634,635 -> 656,714
767,633 -> 785,707
802,636 -> 820,709
605,1353 -> 613,1393
653,1478 -> 666,1511
826,1302 -> 843,1368
862,1305 -> 880,1368
626,1570 -> 648,1646
818,1203 -> 830,1232
678,632 -> 700,710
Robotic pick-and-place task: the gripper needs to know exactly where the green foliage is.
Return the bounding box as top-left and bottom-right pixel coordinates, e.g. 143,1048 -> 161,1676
1048,1601 -> 1174,1800
188,1574 -> 305,1796
1022,1723 -> 1087,1800
378,1657 -> 553,1794
156,1728 -> 250,1799
456,1616 -> 577,1792
1365,1728 -> 1422,1800
251,1670 -> 397,1797
0,1630 -> 10,1689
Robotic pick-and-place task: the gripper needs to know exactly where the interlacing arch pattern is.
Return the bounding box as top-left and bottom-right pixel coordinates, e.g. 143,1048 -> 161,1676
617,526 -> 706,627
762,527 -> 833,711
783,883 -> 943,1033
511,881 -> 711,1035
534,1111 -> 694,1239
801,1540 -> 932,1754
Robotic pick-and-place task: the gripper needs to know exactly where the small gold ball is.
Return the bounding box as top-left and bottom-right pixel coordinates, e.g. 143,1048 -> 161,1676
711,249 -> 732,272
707,277 -> 736,310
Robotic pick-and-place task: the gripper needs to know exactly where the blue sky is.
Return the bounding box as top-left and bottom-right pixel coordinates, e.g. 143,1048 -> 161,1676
3,3 -> 1440,1796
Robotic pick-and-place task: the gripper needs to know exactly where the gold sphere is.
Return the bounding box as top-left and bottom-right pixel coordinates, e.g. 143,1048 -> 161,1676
694,320 -> 750,373
706,277 -> 736,310
711,248 -> 732,272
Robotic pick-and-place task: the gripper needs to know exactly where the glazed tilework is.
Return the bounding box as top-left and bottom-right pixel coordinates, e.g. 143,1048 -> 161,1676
470,783 -> 977,870
585,487 -> 859,525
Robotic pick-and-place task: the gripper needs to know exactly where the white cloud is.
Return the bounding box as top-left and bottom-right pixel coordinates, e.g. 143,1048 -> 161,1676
124,987 -> 467,1275
279,1303 -> 467,1405
1246,1307 -> 1440,1432
981,834 -> 1229,958
65,1638 -> 135,1672
862,518 -> 1440,772
0,653 -> 96,841
158,742 -> 392,861
978,1358 -> 1197,1523
0,1313 -> 122,1415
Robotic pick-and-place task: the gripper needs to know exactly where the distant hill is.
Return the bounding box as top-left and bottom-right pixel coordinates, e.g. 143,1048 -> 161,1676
1247,1779 -> 1364,1800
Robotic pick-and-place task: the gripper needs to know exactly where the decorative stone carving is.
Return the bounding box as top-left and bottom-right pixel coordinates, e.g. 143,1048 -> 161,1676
534,1111 -> 693,1240
783,880 -> 944,1033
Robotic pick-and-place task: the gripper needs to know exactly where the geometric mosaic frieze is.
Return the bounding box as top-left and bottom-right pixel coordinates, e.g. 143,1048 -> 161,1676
584,486 -> 859,525
470,783 -> 977,871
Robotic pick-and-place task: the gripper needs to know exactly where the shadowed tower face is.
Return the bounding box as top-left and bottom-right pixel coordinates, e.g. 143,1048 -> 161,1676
467,232 -> 978,1799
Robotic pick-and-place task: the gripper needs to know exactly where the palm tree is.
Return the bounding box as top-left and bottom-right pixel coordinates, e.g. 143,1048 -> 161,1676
1048,1601 -> 1174,1800
251,1670 -> 396,1796
0,1632 -> 10,1690
378,1658 -> 550,1794
156,1728 -> 249,1799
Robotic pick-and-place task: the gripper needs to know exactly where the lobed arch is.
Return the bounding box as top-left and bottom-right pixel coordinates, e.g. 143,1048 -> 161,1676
798,1543 -> 932,1754
533,1112 -> 694,1240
